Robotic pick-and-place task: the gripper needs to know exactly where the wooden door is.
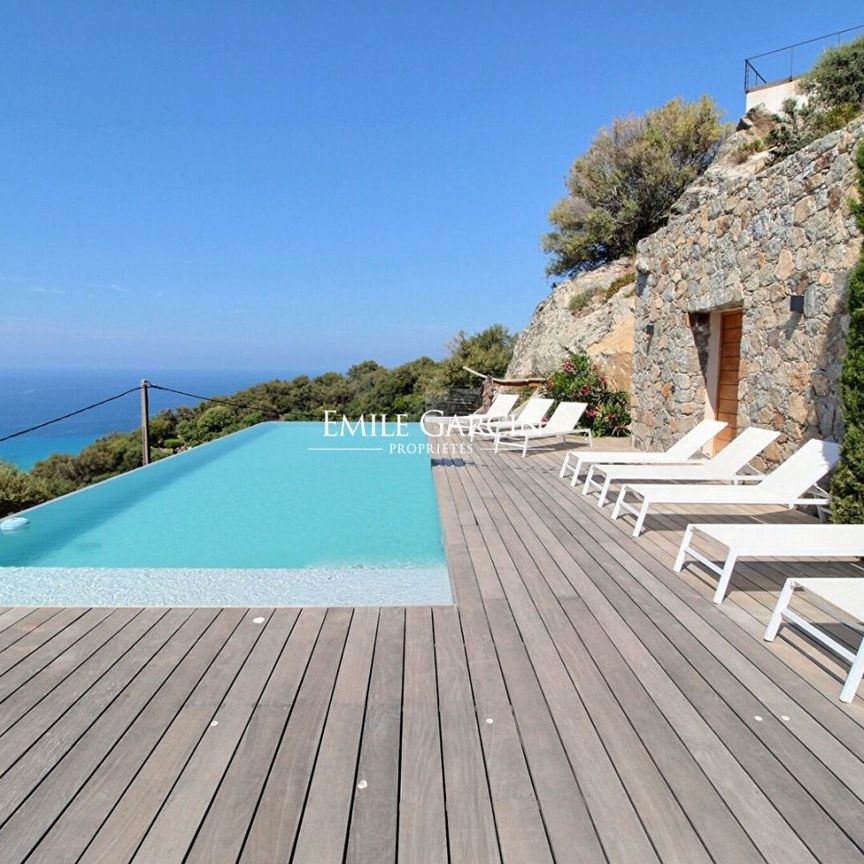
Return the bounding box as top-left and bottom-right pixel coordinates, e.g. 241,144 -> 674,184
714,309 -> 743,449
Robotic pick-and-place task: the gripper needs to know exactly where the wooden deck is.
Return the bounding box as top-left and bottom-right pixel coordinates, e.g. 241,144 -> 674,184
1,436 -> 864,863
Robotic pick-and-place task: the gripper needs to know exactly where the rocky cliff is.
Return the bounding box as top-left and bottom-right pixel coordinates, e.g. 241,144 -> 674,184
505,258 -> 636,389
506,112 -> 774,391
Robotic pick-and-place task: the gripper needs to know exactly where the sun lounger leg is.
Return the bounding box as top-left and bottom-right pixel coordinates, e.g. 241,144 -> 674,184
673,525 -> 694,572
559,453 -> 570,479
632,499 -> 650,537
840,639 -> 864,703
712,553 -> 739,604
611,488 -> 627,520
582,466 -> 595,495
522,438 -> 528,458
764,579 -> 796,641
597,476 -> 613,508
494,433 -> 501,454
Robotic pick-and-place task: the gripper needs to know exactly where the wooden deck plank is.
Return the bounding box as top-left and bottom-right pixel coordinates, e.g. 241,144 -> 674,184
0,610 -> 219,864
0,609 -> 174,784
73,607 -> 257,864
292,607 -> 379,863
398,606 -> 448,864
453,465 -> 663,864
478,451 -> 765,863
345,606 -> 405,864
27,609 -> 251,864
500,448 -> 857,860
483,447 -> 819,864
0,608 -> 48,638
434,605 -> 501,864
184,607 -> 326,864
0,606 -> 99,679
467,462 -> 718,864
1,434 -> 863,862
239,607 -> 352,862
442,466 -> 604,864
131,608 -> 293,863
0,608 -> 61,653
0,607 -> 142,736
433,469 -> 556,864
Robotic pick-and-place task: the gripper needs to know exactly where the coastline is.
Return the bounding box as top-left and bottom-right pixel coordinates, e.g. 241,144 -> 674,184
0,368 -> 293,469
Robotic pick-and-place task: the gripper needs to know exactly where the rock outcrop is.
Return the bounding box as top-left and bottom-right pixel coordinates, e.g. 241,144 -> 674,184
505,258 -> 635,389
505,110 -> 778,394
671,107 -> 777,215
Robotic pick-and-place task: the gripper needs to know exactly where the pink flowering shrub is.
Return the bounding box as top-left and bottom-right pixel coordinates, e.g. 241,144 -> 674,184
546,351 -> 630,437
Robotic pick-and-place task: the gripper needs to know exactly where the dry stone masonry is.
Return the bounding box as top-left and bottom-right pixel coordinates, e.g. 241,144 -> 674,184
631,117 -> 864,463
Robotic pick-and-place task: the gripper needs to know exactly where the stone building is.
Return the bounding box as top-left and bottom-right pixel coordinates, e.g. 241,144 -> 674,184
631,118 -> 863,464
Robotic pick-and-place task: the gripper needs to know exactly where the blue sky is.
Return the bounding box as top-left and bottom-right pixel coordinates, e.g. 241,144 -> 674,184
1,1 -> 861,373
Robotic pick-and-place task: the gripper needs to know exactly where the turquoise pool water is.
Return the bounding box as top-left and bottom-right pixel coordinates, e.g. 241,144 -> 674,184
0,422 -> 451,606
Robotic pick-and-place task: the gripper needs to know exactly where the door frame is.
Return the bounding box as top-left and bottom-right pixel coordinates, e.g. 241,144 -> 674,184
703,306 -> 743,453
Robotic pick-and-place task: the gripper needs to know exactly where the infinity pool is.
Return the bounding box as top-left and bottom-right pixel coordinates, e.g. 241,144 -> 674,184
0,422 -> 451,606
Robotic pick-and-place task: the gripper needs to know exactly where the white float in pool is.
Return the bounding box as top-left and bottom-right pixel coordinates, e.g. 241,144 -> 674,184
0,517 -> 29,532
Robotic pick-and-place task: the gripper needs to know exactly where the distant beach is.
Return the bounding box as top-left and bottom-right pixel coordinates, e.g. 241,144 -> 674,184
0,369 -> 294,470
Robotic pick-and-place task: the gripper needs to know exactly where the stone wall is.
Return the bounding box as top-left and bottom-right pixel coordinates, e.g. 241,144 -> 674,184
506,258 -> 635,390
632,117 -> 863,464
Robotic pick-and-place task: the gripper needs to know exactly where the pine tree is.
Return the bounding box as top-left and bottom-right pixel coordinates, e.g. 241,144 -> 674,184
831,140 -> 864,523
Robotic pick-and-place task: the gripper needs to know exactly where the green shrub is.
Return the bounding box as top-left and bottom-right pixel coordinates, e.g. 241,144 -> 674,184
428,324 -> 515,390
0,461 -> 51,518
542,97 -> 729,277
568,290 -> 595,315
568,271 -> 635,315
768,99 -> 859,162
730,138 -> 765,163
831,139 -> 864,523
801,35 -> 864,111
546,351 -> 631,437
604,270 -> 636,299
768,36 -> 864,162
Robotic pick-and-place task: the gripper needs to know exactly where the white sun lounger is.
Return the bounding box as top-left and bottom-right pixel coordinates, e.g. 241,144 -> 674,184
559,419 -> 727,486
611,438 -> 839,537
585,427 -> 778,506
471,397 -> 553,440
765,577 -> 864,702
494,402 -> 589,457
675,523 -> 864,604
452,393 -> 519,432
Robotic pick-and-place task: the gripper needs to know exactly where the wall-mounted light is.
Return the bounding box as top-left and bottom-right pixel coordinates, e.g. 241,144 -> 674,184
644,323 -> 655,337
790,295 -> 805,314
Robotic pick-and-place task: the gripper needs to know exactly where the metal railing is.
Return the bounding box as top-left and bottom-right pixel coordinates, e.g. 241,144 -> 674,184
744,25 -> 864,92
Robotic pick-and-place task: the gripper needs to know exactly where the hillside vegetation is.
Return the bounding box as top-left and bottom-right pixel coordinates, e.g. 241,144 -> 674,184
768,34 -> 864,161
542,96 -> 729,277
831,139 -> 864,523
0,325 -> 514,516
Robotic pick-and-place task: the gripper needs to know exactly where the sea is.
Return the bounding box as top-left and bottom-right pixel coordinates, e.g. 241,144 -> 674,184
0,369 -> 294,470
